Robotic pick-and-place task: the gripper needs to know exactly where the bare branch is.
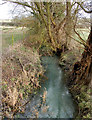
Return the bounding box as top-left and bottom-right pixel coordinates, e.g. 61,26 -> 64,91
66,32 -> 85,46
35,2 -> 47,27
76,2 -> 92,13
3,0 -> 38,11
11,4 -> 18,14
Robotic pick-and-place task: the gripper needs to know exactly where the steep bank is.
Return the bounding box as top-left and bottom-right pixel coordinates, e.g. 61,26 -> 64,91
69,27 -> 92,119
58,51 -> 91,119
2,43 -> 44,118
59,28 -> 92,119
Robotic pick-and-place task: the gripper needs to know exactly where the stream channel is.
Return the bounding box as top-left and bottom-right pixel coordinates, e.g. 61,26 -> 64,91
17,56 -> 75,119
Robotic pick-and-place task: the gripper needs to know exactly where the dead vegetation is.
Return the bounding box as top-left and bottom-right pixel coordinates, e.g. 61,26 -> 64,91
2,43 -> 44,118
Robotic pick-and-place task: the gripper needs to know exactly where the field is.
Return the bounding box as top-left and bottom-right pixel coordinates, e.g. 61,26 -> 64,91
1,26 -> 90,53
76,28 -> 90,41
2,26 -> 27,49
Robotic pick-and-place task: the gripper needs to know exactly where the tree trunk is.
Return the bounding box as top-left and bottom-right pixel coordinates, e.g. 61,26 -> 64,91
46,3 -> 56,50
65,1 -> 72,48
70,26 -> 92,86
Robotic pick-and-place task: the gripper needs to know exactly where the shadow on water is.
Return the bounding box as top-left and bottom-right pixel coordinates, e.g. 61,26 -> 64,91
15,56 -> 75,118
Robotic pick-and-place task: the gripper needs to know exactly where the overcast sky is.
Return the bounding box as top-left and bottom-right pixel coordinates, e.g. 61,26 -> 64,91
0,0 -> 13,20
0,0 -> 90,20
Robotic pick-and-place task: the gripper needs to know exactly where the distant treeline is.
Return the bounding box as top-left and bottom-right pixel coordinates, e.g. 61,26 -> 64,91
1,22 -> 19,26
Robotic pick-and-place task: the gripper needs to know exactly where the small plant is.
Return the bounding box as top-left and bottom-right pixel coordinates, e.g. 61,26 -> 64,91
12,34 -> 14,46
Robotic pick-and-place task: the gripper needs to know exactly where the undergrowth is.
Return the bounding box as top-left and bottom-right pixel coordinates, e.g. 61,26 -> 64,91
23,22 -> 53,56
2,44 -> 44,118
70,84 -> 92,119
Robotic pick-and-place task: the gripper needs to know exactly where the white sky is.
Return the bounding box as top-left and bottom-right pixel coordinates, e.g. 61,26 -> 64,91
0,0 -> 91,20
0,0 -> 13,20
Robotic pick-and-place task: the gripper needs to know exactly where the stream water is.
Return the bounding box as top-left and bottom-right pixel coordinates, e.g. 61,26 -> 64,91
17,56 -> 75,118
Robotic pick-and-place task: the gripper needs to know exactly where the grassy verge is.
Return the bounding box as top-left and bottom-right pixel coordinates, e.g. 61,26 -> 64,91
59,28 -> 91,119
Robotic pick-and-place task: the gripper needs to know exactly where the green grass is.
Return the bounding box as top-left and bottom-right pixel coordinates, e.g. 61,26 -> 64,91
2,27 -> 27,49
75,28 -> 90,42
71,28 -> 90,54
72,28 -> 90,54
77,28 -> 90,41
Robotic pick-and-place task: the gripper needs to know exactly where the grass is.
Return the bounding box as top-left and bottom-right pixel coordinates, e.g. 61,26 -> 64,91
70,28 -> 90,54
76,28 -> 90,41
74,28 -> 90,42
2,27 -> 27,49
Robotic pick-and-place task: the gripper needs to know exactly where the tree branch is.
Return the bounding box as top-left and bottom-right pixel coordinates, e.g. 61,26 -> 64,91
35,2 -> 47,27
76,2 -> 92,13
3,0 -> 38,11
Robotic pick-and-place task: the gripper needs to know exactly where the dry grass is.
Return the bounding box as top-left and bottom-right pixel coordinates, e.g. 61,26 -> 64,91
2,43 -> 44,118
